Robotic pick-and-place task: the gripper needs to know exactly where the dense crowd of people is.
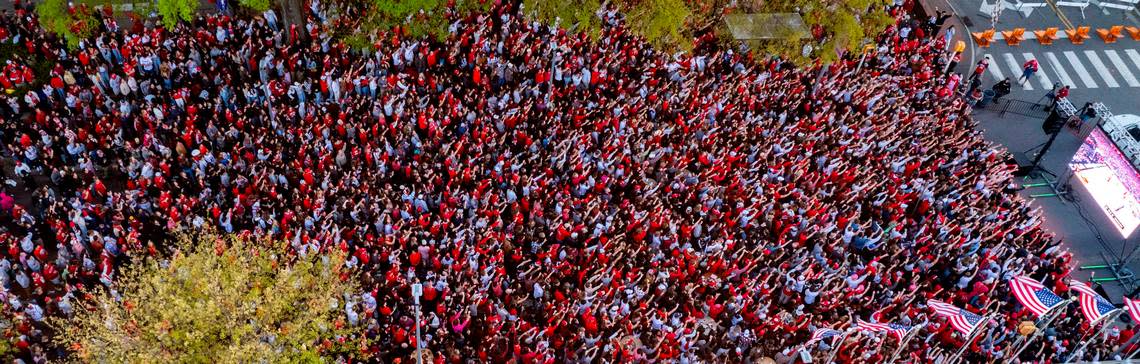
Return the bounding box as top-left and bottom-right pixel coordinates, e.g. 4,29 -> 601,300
0,0 -> 1130,362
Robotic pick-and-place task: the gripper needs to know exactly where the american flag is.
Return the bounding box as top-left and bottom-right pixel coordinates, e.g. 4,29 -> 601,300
1126,297 -> 1140,323
856,318 -> 911,339
809,328 -> 844,344
1070,281 -> 1119,324
1009,275 -> 1066,317
927,300 -> 984,335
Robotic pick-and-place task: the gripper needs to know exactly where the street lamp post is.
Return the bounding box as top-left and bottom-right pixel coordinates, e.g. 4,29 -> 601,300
411,282 -> 424,364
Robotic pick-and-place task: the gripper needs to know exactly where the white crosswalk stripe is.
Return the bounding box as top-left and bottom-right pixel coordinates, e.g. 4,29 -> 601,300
1125,50 -> 1140,77
1063,51 -> 1100,89
1084,50 -> 1120,88
1022,53 -> 1052,89
984,55 -> 1006,82
1044,52 -> 1076,89
975,50 -> 1140,89
1004,53 -> 1032,90
1104,50 -> 1140,87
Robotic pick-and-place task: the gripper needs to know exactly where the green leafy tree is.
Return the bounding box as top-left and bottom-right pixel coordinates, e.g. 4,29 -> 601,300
522,0 -> 602,38
523,0 -> 694,50
239,0 -> 272,12
323,0 -> 490,49
741,0 -> 895,63
36,0 -> 98,48
0,317 -> 12,359
625,0 -> 692,50
38,0 -> 231,34
681,0 -> 727,32
155,0 -> 198,28
520,0 -> 890,61
51,232 -> 364,363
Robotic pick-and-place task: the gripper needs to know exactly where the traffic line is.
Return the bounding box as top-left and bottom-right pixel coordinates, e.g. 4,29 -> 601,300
1005,53 -> 1033,90
985,55 -> 1007,82
1125,50 -> 1140,75
1064,51 -> 1099,89
1104,50 -> 1140,88
1084,50 -> 1120,88
1023,53 -> 1053,90
1044,52 -> 1076,89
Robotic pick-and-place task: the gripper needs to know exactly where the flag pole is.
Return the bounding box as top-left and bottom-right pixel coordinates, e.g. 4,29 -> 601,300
1007,296 -> 1057,360
1008,297 -> 1076,361
1064,309 -> 1124,363
1127,322 -> 1140,360
1115,304 -> 1140,359
1007,327 -> 1027,360
822,330 -> 852,364
834,330 -> 866,364
1113,329 -> 1140,358
1131,338 -> 1140,360
949,301 -> 1002,364
887,323 -> 925,363
948,313 -> 993,364
979,320 -> 1002,364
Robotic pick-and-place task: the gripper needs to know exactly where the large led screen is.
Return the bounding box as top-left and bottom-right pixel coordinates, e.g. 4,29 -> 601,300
1070,128 -> 1140,238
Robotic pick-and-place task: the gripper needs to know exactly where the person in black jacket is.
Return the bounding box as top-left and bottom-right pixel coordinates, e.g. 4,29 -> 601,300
991,77 -> 1012,103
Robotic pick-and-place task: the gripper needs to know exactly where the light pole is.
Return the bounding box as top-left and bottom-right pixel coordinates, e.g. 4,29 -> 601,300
856,44 -> 875,74
411,282 -> 423,364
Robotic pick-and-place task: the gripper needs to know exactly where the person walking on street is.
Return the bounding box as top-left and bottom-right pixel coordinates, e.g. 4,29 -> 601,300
1019,58 -> 1039,86
969,57 -> 989,82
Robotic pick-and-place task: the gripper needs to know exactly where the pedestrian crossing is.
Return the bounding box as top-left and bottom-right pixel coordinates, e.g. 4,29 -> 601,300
980,49 -> 1140,89
1063,51 -> 1097,89
1084,50 -> 1119,88
1022,53 -> 1052,91
1043,52 -> 1074,89
1105,50 -> 1140,88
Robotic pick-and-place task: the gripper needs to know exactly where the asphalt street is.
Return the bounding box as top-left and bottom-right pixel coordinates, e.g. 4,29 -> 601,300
947,0 -> 1140,115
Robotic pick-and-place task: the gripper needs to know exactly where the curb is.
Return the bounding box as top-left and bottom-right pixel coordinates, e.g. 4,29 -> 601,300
919,0 -> 980,73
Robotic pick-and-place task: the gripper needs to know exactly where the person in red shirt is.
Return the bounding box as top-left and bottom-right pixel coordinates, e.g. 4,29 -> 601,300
1019,58 -> 1040,85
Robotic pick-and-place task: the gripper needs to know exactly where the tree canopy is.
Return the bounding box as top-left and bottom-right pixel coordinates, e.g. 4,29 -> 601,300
736,0 -> 895,63
522,0 -> 603,38
35,0 -> 892,59
523,0 -> 693,50
51,233 -> 363,363
239,0 -> 272,12
523,0 -> 892,60
35,0 -> 98,48
331,0 -> 491,49
155,0 -> 199,29
625,0 -> 692,51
